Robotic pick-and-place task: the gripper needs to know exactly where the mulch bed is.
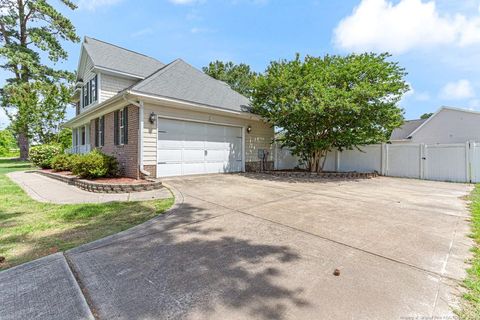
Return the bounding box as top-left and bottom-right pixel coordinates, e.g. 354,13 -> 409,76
264,170 -> 378,179
37,170 -> 163,193
41,169 -> 146,185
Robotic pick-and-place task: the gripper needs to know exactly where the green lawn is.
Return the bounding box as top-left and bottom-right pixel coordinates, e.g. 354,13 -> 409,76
460,185 -> 480,319
0,158 -> 174,270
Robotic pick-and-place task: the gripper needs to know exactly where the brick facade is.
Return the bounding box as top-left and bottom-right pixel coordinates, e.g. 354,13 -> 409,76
143,165 -> 157,178
90,105 -> 139,179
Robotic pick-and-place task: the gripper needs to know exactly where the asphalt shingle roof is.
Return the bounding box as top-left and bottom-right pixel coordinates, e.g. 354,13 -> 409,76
131,59 -> 251,112
390,119 -> 427,140
83,37 -> 165,78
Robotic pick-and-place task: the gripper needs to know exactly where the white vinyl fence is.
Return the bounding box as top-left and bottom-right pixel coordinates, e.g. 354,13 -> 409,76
275,141 -> 480,183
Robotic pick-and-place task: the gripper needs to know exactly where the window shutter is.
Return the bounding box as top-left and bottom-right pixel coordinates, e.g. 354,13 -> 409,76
94,118 -> 99,147
124,107 -> 128,144
114,111 -> 119,145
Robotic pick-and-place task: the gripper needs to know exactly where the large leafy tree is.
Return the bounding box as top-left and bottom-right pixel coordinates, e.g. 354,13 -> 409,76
0,0 -> 79,159
0,128 -> 16,156
203,60 -> 258,97
252,53 -> 408,172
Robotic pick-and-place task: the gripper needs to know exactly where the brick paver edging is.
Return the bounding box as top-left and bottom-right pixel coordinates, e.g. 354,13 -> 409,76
35,171 -> 163,193
264,171 -> 378,179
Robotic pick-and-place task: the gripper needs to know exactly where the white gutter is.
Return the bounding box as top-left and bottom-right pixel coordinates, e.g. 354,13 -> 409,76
122,96 -> 150,178
130,90 -> 263,121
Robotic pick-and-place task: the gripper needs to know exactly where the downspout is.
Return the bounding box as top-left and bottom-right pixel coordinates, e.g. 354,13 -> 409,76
123,94 -> 150,178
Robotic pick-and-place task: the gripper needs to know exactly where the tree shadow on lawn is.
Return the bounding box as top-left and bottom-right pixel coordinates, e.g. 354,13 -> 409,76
0,200 -> 173,269
65,202 -> 310,320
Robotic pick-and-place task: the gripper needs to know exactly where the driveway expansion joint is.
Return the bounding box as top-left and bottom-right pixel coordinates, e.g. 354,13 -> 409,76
63,253 -> 99,320
181,190 -> 464,283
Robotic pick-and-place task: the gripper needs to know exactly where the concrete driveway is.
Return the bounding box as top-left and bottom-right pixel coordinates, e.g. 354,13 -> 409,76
1,174 -> 473,319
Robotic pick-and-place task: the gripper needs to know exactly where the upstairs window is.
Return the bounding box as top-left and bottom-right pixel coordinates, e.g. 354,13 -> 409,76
82,75 -> 98,108
82,82 -> 89,108
90,75 -> 98,103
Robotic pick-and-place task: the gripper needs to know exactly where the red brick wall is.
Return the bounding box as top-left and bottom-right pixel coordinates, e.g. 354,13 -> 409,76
90,105 -> 139,179
143,165 -> 157,178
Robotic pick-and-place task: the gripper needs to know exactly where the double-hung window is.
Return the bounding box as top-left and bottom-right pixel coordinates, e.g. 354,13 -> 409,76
82,75 -> 98,108
82,83 -> 89,108
95,116 -> 105,147
90,75 -> 97,103
114,108 -> 128,145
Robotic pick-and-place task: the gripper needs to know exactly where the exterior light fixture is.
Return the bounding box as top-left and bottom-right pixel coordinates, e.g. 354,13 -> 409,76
149,112 -> 156,124
246,125 -> 252,134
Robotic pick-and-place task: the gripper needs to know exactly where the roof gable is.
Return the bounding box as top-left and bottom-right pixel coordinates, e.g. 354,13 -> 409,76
81,36 -> 165,79
390,119 -> 426,140
130,59 -> 251,112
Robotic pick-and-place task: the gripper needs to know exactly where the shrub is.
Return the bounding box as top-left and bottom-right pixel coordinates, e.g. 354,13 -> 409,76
29,144 -> 62,169
71,150 -> 118,179
51,154 -> 75,171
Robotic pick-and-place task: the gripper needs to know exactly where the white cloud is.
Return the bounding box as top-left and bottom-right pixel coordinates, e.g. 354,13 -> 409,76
440,79 -> 475,100
78,0 -> 122,11
415,92 -> 431,101
334,0 -> 480,54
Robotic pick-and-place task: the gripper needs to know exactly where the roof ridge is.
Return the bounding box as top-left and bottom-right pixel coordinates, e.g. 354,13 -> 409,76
84,36 -> 162,63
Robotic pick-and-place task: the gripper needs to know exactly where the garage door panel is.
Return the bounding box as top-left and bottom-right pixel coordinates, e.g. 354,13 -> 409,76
157,163 -> 182,177
183,163 -> 206,175
205,162 -> 226,174
183,149 -> 205,162
157,118 -> 243,177
157,134 -> 183,149
206,150 -> 225,162
158,149 -> 182,162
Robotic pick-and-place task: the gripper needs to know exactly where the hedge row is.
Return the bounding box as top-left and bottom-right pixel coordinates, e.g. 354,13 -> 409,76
30,145 -> 118,179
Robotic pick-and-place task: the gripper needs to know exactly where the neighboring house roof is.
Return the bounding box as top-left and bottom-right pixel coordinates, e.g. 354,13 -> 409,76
390,119 -> 426,140
82,36 -> 165,79
130,59 -> 251,112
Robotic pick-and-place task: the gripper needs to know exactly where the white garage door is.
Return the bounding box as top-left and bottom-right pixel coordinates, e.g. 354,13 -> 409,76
157,118 -> 243,177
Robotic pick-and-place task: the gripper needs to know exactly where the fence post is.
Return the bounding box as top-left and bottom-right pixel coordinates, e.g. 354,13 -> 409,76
420,144 -> 426,180
383,143 -> 389,176
335,150 -> 340,172
466,141 -> 472,183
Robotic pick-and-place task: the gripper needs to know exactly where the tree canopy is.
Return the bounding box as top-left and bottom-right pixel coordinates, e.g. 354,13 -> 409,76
251,53 -> 408,172
203,60 -> 257,97
0,128 -> 17,156
420,112 -> 433,119
0,0 -> 79,159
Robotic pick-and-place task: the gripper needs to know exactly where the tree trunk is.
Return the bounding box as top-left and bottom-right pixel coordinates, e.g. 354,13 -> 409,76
308,150 -> 328,173
18,131 -> 29,160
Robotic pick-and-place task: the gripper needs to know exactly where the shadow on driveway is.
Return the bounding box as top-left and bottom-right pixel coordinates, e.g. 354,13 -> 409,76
67,200 -> 310,320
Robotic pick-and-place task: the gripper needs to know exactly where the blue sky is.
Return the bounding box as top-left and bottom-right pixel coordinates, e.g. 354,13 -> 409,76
2,0 -> 480,128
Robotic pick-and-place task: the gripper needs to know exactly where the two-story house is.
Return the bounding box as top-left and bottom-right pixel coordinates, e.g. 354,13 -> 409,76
65,37 -> 274,179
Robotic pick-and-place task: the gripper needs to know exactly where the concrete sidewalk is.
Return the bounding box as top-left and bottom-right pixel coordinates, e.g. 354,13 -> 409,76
0,253 -> 94,320
7,171 -> 171,204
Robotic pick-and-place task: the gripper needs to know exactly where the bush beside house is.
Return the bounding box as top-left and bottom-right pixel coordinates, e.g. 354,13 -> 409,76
32,145 -> 119,179
29,144 -> 62,169
71,150 -> 118,179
